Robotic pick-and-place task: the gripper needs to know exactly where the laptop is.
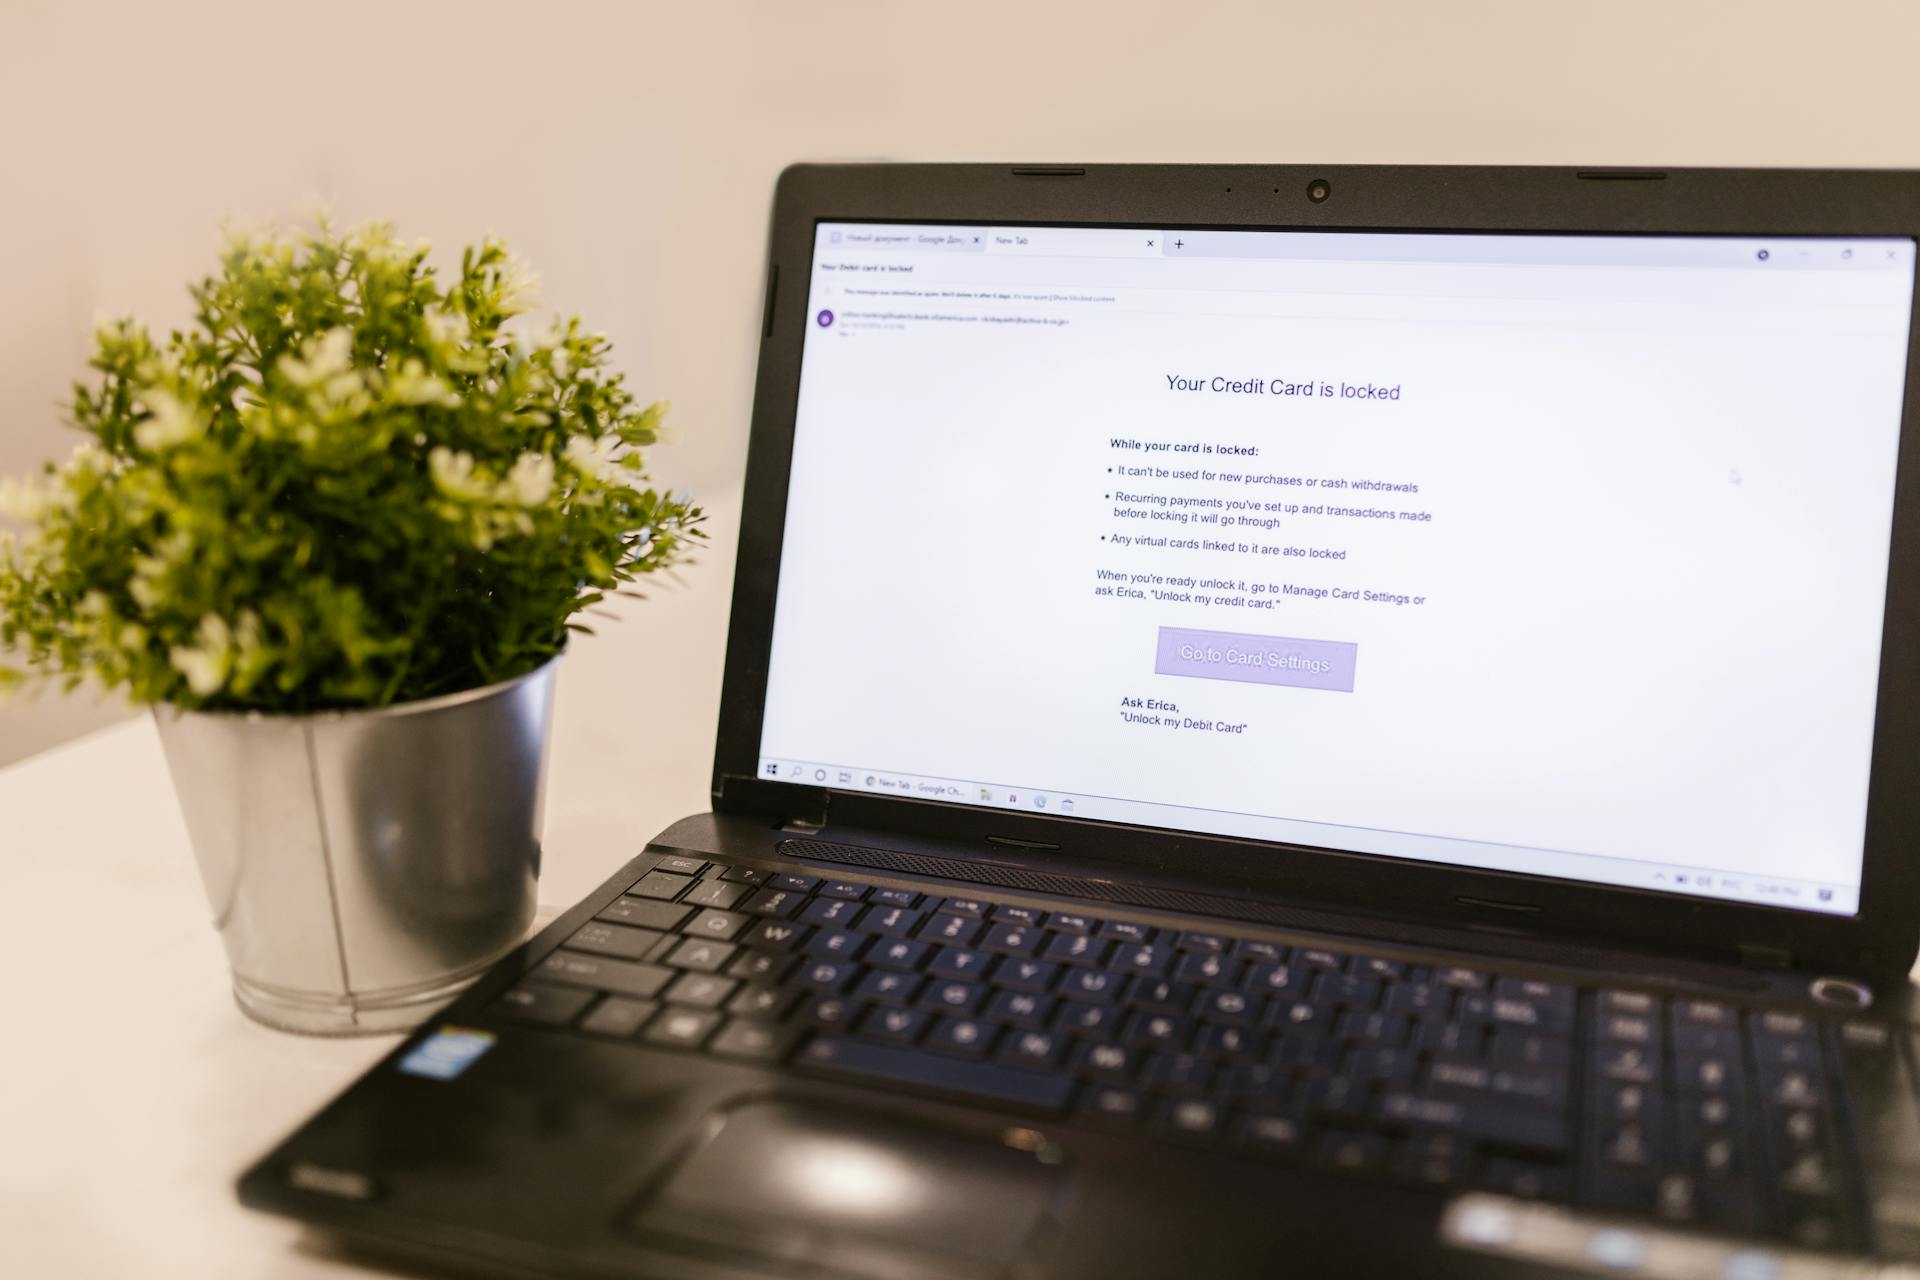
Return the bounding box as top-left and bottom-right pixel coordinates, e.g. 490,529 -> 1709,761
240,164 -> 1920,1279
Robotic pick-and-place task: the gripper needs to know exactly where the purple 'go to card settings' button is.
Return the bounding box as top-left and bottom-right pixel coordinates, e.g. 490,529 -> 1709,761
1154,626 -> 1357,693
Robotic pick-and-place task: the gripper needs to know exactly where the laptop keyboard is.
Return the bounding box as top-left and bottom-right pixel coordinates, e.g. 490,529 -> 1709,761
490,858 -> 1871,1251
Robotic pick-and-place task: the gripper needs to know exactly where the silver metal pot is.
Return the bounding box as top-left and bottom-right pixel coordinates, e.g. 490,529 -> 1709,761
154,658 -> 555,1035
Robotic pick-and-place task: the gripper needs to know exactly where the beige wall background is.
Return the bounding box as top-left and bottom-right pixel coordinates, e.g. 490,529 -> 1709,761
4,0 -> 1920,766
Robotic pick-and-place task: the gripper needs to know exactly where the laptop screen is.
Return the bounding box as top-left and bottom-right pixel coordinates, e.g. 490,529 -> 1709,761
757,221 -> 1917,917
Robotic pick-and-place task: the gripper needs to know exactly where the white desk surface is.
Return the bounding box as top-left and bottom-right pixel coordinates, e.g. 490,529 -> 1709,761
4,481 -> 1913,1276
0,488 -> 744,1277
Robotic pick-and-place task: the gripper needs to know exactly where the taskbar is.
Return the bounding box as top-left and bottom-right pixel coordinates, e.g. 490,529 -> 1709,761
755,755 -> 1860,917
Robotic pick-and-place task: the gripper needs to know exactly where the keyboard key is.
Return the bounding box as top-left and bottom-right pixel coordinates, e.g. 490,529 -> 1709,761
1493,977 -> 1575,1011
796,1037 -> 1072,1112
566,922 -> 663,962
869,938 -> 930,970
1294,948 -> 1348,970
726,985 -> 793,1020
853,970 -> 921,1005
1197,988 -> 1260,1023
645,1007 -> 721,1049
729,949 -> 797,985
1234,939 -> 1286,963
1001,1028 -> 1066,1069
771,872 -> 819,892
655,856 -> 707,876
709,1018 -> 792,1062
492,982 -> 594,1026
1157,1098 -> 1222,1143
1099,920 -> 1154,943
580,996 -> 657,1037
1174,952 -> 1241,987
1176,930 -> 1227,954
821,880 -> 870,900
992,904 -> 1042,925
803,996 -> 856,1029
919,981 -> 985,1015
1046,998 -> 1115,1035
870,887 -> 923,909
1124,1011 -> 1189,1049
1046,911 -> 1097,934
859,1005 -> 929,1044
806,930 -> 866,961
1057,968 -> 1120,1002
797,960 -> 856,991
862,906 -> 924,937
537,951 -> 673,999
741,887 -> 806,918
1076,1041 -> 1137,1081
718,865 -> 771,885
1433,966 -> 1489,989
598,898 -> 690,932
1673,999 -> 1735,1026
1487,1027 -> 1571,1068
1042,932 -> 1108,966
1114,944 -> 1173,977
981,922 -> 1040,955
985,991 -> 1055,1029
740,919 -> 806,951
662,973 -> 736,1009
997,958 -> 1058,994
1245,963 -> 1302,996
684,909 -> 749,942
628,870 -> 694,900
939,897 -> 989,917
1143,1052 -> 1214,1095
921,913 -> 984,947
1128,978 -> 1193,1013
928,1017 -> 996,1058
1379,1093 -> 1569,1156
926,947 -> 991,979
682,879 -> 750,910
663,938 -> 736,973
799,898 -> 863,928
1080,1086 -> 1147,1131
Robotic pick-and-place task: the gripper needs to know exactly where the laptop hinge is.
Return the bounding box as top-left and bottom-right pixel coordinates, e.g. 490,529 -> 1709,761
1738,942 -> 1795,970
714,773 -> 830,827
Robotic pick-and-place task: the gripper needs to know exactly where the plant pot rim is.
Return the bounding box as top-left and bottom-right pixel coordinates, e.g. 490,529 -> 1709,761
150,652 -> 561,727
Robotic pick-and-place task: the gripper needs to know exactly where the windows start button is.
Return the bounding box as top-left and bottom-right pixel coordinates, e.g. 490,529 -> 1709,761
1153,626 -> 1358,692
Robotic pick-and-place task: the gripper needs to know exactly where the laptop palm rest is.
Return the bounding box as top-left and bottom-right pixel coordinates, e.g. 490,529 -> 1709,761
628,1099 -> 1067,1278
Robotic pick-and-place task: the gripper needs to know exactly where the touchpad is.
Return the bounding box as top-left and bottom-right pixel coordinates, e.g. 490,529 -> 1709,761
629,1100 -> 1069,1279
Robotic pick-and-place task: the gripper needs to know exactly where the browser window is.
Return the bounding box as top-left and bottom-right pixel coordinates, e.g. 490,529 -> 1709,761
758,221 -> 1917,916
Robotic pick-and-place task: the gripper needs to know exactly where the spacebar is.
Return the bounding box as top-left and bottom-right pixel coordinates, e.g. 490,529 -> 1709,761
795,1037 -> 1073,1113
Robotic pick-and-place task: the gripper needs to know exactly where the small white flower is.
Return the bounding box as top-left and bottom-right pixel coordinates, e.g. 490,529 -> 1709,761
504,452 -> 554,506
563,434 -> 622,484
133,389 -> 207,450
169,613 -> 233,697
0,475 -> 48,522
387,359 -> 461,408
278,328 -> 355,388
549,348 -> 571,380
497,252 -> 540,317
428,447 -> 491,503
421,306 -> 469,349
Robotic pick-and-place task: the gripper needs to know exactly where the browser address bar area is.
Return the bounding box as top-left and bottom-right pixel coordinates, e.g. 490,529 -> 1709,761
820,223 -> 1165,259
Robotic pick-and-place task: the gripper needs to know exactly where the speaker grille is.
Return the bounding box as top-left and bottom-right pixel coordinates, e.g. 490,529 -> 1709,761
777,838 -> 1764,988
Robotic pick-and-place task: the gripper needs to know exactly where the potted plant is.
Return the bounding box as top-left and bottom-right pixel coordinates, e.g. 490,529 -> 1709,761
0,221 -> 702,1033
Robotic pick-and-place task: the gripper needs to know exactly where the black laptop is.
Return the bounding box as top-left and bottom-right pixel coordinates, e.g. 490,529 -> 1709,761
241,164 -> 1920,1279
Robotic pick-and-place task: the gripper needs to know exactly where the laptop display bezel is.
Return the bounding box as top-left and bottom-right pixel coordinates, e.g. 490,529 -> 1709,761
713,163 -> 1920,984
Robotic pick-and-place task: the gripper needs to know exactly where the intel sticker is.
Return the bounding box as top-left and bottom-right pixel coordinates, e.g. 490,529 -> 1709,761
397,1026 -> 495,1080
